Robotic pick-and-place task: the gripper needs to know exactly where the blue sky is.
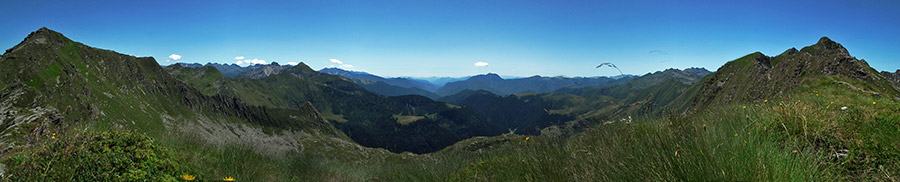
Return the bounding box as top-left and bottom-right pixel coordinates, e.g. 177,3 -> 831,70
1,0 -> 899,77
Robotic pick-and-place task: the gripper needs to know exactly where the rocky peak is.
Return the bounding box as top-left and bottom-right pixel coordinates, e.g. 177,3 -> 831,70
176,63 -> 204,68
5,27 -> 72,54
288,62 -> 316,73
683,67 -> 712,76
779,47 -> 799,57
800,36 -> 850,57
238,63 -> 293,79
23,27 -> 69,44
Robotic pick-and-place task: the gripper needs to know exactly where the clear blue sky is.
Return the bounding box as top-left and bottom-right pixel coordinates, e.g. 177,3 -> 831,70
1,0 -> 899,77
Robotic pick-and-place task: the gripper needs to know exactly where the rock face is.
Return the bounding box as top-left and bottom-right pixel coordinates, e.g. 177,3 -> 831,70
881,70 -> 900,90
690,37 -> 899,107
237,63 -> 293,79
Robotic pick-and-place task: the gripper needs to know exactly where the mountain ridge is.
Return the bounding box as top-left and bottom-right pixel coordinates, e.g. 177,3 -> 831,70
0,28 -> 350,159
435,72 -> 634,96
681,36 -> 899,111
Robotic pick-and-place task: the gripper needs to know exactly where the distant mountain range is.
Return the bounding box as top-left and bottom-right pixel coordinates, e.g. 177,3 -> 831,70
319,68 -> 438,92
180,62 -> 648,99
178,62 -> 273,78
406,76 -> 470,86
319,68 -> 649,97
318,68 -> 441,99
433,73 -> 641,96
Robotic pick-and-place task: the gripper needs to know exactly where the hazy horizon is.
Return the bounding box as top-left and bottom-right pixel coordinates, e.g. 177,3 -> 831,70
2,0 -> 899,77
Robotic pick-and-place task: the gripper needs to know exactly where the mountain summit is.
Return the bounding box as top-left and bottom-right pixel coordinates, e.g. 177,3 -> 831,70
5,27 -> 71,55
685,37 -> 898,108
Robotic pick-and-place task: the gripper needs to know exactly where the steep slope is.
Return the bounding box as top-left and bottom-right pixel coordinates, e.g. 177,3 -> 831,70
548,68 -> 708,119
434,73 -> 630,96
167,63 -> 504,153
0,28 -> 349,163
684,37 -> 899,110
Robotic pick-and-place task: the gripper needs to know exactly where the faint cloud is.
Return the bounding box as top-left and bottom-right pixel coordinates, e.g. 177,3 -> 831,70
245,59 -> 266,65
286,62 -> 299,66
168,54 -> 182,61
648,50 -> 668,55
329,58 -> 344,64
234,56 -> 245,60
235,58 -> 266,65
329,58 -> 354,69
474,61 -> 489,67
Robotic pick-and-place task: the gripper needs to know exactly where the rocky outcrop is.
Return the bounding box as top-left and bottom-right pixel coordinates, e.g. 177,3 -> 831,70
881,70 -> 900,90
237,62 -> 293,79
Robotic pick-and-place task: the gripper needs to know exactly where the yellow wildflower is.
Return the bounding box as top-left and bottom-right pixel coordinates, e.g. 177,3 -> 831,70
525,137 -> 530,141
734,133 -> 738,137
181,174 -> 196,181
742,106 -> 746,109
873,102 -> 876,105
764,99 -> 768,103
223,176 -> 235,181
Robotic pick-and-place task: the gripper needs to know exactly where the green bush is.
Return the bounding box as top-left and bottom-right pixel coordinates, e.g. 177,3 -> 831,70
3,130 -> 182,181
